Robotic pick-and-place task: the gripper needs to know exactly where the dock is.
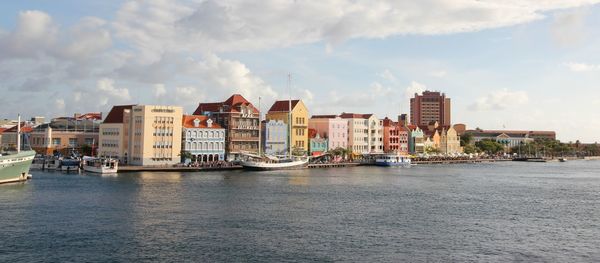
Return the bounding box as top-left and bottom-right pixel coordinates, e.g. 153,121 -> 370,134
118,166 -> 243,173
413,159 -> 511,165
308,163 -> 361,168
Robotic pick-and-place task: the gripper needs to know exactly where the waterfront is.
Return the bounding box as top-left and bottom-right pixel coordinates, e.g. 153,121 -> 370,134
2,161 -> 600,262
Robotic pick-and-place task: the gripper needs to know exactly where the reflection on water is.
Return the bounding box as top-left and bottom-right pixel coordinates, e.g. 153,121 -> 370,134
2,161 -> 600,262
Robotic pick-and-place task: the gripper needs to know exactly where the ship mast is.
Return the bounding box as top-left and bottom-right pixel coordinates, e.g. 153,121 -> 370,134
288,73 -> 292,158
258,96 -> 262,156
17,114 -> 21,154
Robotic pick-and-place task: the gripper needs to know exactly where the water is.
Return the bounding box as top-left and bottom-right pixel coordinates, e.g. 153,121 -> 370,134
1,161 -> 600,262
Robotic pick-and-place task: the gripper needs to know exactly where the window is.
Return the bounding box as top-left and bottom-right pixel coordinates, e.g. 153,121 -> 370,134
53,138 -> 61,146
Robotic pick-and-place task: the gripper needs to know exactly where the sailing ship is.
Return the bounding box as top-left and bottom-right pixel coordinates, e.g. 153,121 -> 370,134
0,116 -> 36,184
375,154 -> 412,167
240,74 -> 309,171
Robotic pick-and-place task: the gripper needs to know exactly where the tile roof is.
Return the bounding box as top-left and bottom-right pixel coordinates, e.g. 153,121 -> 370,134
76,112 -> 103,120
182,115 -> 222,129
103,105 -> 136,124
194,94 -> 259,115
0,128 -> 5,134
3,123 -> 33,133
339,113 -> 373,119
268,100 -> 300,112
311,115 -> 338,119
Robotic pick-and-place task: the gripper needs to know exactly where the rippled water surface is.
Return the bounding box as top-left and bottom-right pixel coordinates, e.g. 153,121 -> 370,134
2,161 -> 600,262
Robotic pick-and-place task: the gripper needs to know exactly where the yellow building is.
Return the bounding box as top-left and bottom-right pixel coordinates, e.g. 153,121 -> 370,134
266,100 -> 309,153
128,105 -> 183,166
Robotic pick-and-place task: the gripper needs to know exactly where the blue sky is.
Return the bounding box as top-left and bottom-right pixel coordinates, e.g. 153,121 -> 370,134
1,1 -> 600,142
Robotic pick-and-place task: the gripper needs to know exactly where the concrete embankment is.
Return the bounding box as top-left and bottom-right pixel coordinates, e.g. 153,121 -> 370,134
413,159 -> 512,165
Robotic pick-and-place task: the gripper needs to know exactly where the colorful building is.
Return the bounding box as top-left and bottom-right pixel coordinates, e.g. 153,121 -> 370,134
382,117 -> 409,154
439,126 -> 462,154
182,115 -> 225,163
98,105 -> 135,163
308,115 -> 348,150
194,94 -> 260,161
308,129 -> 328,156
262,119 -> 288,156
127,105 -> 183,166
0,123 -> 33,151
408,125 -> 425,154
465,129 -> 538,149
340,113 -> 383,155
266,100 -> 309,153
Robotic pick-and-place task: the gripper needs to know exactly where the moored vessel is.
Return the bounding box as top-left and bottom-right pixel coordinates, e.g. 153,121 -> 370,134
0,115 -> 35,184
240,155 -> 308,171
60,157 -> 80,172
375,154 -> 412,167
82,156 -> 118,174
30,154 -> 46,170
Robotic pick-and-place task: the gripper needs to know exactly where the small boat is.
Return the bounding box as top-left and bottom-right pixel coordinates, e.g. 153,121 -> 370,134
558,158 -> 567,162
240,154 -> 309,171
513,157 -> 547,163
375,154 -> 412,167
44,156 -> 61,170
60,158 -> 80,172
82,157 -> 118,174
30,154 -> 46,170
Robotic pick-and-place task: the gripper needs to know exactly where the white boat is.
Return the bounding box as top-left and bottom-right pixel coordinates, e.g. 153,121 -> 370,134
240,156 -> 309,171
82,157 -> 118,174
375,154 -> 412,167
60,158 -> 80,172
30,155 -> 46,170
0,115 -> 35,184
44,156 -> 61,170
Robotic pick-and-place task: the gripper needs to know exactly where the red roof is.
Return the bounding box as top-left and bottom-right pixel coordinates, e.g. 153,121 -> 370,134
182,115 -> 222,129
268,100 -> 300,112
194,94 -> 259,115
0,128 -> 6,134
103,105 -> 136,124
3,123 -> 33,133
339,113 -> 373,119
76,112 -> 103,120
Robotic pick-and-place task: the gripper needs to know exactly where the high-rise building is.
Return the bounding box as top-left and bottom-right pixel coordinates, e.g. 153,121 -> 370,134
194,94 -> 260,161
410,91 -> 451,128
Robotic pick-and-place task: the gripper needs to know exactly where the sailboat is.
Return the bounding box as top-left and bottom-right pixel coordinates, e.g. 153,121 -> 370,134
0,115 -> 36,184
240,74 -> 309,171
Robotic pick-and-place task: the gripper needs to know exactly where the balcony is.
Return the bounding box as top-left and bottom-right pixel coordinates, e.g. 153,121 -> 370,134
230,136 -> 260,141
231,125 -> 258,130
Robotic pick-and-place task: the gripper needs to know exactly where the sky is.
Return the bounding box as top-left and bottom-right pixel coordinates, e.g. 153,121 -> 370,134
1,0 -> 600,142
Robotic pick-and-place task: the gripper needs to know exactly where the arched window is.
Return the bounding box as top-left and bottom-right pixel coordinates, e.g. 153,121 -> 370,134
186,142 -> 191,150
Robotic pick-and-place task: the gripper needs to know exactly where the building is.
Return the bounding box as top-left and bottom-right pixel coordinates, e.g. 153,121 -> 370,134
308,129 -> 328,156
266,100 -> 309,153
194,94 -> 260,161
127,105 -> 183,166
408,125 -> 425,154
410,91 -> 451,128
382,117 -> 409,154
182,115 -> 225,163
439,126 -> 462,154
340,113 -> 383,155
98,105 -> 135,163
465,129 -> 540,149
262,119 -> 288,156
29,114 -> 101,155
308,115 -> 348,150
0,123 -> 33,151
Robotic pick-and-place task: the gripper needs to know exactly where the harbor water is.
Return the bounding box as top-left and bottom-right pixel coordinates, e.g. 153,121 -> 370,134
1,161 -> 600,262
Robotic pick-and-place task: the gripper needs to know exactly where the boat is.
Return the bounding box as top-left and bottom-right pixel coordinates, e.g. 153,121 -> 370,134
558,158 -> 567,162
0,115 -> 35,184
82,157 -> 118,174
513,157 -> 547,163
60,157 -> 80,172
44,156 -> 61,170
240,74 -> 309,171
375,154 -> 412,167
240,155 -> 309,171
30,154 -> 46,170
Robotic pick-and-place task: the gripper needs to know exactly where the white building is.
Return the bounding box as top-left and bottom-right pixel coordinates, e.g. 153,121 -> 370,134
182,115 -> 226,163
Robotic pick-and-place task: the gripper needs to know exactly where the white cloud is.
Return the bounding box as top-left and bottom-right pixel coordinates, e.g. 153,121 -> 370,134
404,81 -> 427,99
565,62 -> 600,72
154,83 -> 166,98
469,89 -> 529,111
55,99 -> 65,111
96,78 -> 131,105
430,70 -> 448,78
551,8 -> 589,47
377,69 -> 397,82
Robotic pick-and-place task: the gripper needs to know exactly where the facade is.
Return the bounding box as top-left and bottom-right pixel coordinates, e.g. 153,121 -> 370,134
465,129 -> 538,149
266,100 -> 309,153
98,105 -> 134,163
439,127 -> 462,154
408,125 -> 425,154
29,114 -> 101,155
182,115 -> 225,163
0,123 -> 33,151
382,117 -> 409,154
262,119 -> 288,156
308,129 -> 328,156
128,105 -> 183,166
410,91 -> 451,128
194,94 -> 260,161
340,113 -> 383,155
308,115 -> 348,150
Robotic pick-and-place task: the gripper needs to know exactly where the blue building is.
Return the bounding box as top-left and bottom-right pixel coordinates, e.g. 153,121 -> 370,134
182,115 -> 226,163
262,120 -> 288,156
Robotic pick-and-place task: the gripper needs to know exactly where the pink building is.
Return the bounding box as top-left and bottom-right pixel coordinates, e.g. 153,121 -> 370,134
308,115 -> 348,150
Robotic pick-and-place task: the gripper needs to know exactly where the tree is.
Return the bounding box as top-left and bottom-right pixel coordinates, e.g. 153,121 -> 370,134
180,150 -> 193,163
80,144 -> 93,156
463,144 -> 480,154
475,139 -> 504,155
460,133 -> 473,147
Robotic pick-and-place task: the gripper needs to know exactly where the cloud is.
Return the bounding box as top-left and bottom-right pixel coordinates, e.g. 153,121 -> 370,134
551,9 -> 589,47
154,83 -> 166,98
96,78 -> 131,105
565,62 -> 600,72
55,99 -> 65,111
377,69 -> 397,82
404,81 -> 427,99
430,70 -> 448,78
469,89 -> 529,111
